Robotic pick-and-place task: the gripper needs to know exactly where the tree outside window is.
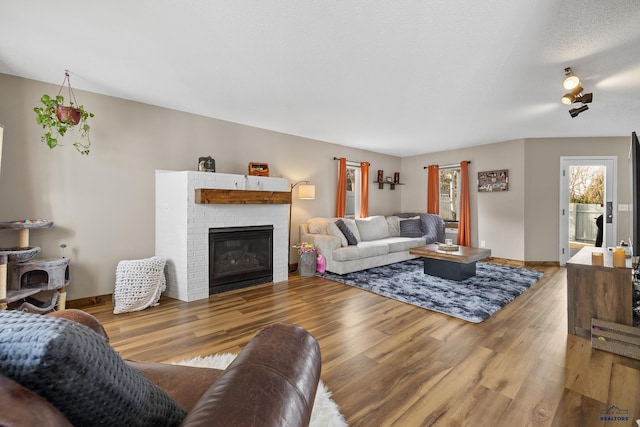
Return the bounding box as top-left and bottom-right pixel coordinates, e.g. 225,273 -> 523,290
439,168 -> 460,221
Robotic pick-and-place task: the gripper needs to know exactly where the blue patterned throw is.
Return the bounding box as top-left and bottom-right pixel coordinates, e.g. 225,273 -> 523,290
320,259 -> 544,323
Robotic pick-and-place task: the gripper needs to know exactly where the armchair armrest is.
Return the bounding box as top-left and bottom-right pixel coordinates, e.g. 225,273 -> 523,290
0,374 -> 72,427
301,232 -> 341,262
180,323 -> 321,427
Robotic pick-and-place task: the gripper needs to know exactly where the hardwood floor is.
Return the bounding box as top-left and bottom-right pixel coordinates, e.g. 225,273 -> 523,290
83,264 -> 640,426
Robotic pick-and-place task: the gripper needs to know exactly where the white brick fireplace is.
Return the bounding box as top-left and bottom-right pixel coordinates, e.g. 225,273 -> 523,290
155,170 -> 289,302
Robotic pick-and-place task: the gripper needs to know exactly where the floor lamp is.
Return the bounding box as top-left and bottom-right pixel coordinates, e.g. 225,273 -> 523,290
288,181 -> 316,272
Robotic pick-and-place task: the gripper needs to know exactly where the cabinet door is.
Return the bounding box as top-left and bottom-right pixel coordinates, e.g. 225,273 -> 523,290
567,265 -> 632,338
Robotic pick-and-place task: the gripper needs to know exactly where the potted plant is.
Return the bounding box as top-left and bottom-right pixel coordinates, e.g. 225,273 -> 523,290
33,71 -> 95,155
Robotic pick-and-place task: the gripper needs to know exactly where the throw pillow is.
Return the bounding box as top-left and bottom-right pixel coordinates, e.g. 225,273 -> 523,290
355,216 -> 391,241
336,219 -> 358,245
400,218 -> 423,238
341,218 -> 361,242
327,221 -> 348,247
0,310 -> 186,427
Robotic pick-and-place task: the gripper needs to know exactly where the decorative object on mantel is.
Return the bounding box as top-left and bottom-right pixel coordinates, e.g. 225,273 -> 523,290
33,70 -> 94,155
394,172 -> 400,184
198,156 -> 215,172
288,181 -> 316,272
478,169 -> 508,192
248,162 -> 269,176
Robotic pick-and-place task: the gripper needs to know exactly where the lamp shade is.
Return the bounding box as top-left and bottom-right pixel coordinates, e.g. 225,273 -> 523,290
298,184 -> 316,199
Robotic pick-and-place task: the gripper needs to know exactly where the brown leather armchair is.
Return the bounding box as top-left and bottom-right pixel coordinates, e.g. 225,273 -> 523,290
0,309 -> 322,427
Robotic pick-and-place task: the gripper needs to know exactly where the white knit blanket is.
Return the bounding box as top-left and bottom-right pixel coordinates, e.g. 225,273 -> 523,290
113,256 -> 166,314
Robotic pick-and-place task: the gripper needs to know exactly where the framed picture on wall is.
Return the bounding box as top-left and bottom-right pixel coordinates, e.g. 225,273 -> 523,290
478,169 -> 508,192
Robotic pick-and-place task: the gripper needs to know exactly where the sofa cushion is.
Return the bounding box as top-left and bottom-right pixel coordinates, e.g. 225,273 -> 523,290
332,242 -> 389,261
336,219 -> 360,245
327,221 -> 348,247
382,237 -> 426,252
386,216 -> 401,237
400,218 -> 423,238
0,310 -> 186,427
356,216 -> 391,241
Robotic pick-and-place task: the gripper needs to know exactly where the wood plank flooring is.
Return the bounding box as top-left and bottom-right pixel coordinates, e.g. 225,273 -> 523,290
83,264 -> 640,426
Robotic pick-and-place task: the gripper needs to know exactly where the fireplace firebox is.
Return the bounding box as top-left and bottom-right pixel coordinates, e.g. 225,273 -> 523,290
208,225 -> 273,294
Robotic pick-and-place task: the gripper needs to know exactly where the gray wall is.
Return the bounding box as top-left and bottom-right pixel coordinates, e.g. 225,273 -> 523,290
0,72 -> 632,300
0,73 -> 401,300
524,137 -> 630,261
401,140 -> 526,259
401,137 -> 630,261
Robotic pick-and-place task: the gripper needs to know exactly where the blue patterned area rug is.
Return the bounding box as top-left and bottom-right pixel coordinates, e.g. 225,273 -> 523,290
320,259 -> 544,323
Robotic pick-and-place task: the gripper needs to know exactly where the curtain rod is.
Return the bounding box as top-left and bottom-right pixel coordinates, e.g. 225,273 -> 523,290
333,157 -> 367,165
423,161 -> 471,170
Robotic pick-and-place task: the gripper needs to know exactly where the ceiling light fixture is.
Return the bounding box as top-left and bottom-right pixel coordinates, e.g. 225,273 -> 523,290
563,67 -> 581,90
569,104 -> 589,118
561,86 -> 584,105
561,67 -> 593,117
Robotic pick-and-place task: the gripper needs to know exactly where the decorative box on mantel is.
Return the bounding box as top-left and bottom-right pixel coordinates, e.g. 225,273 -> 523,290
155,170 -> 290,302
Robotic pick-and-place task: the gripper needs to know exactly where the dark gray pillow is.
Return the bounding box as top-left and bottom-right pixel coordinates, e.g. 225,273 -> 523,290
336,219 -> 358,245
400,218 -> 423,238
0,310 -> 186,427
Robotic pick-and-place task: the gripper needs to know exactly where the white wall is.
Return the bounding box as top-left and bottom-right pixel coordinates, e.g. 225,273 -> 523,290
0,73 -> 401,300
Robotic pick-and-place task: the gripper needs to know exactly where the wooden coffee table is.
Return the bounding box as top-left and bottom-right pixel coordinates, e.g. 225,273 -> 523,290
410,244 -> 492,281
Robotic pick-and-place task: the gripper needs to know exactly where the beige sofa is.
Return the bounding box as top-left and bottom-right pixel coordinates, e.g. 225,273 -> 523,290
300,214 -> 445,275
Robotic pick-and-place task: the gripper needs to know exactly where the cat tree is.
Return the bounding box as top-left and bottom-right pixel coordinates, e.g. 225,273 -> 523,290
0,220 -> 70,312
0,126 -> 71,312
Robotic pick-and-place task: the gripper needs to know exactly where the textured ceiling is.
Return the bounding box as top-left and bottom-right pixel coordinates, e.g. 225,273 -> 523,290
1,0 -> 639,157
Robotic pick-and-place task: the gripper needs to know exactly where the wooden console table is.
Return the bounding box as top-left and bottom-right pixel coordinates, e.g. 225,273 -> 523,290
566,246 -> 634,339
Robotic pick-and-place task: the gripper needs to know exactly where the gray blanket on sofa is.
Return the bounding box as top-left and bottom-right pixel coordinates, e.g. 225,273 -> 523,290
395,212 -> 446,244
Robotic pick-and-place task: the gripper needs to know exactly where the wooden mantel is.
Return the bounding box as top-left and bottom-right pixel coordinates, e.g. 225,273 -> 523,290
195,188 -> 292,205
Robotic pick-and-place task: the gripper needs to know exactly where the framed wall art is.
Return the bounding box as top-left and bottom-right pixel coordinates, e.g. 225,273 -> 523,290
478,169 -> 508,192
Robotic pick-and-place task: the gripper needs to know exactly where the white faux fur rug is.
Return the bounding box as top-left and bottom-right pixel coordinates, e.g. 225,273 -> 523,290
175,353 -> 348,427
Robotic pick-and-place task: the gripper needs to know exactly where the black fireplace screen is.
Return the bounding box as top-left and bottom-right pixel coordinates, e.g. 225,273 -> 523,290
209,225 -> 273,294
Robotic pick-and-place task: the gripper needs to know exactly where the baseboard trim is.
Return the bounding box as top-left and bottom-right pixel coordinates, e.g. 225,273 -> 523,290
524,260 -> 561,267
67,258 -> 560,308
487,257 -> 560,268
66,294 -> 112,309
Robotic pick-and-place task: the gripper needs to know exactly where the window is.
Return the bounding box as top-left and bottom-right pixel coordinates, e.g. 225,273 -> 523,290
439,167 -> 460,221
345,164 -> 361,218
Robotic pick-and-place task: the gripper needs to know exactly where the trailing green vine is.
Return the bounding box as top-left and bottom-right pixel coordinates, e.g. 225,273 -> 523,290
34,94 -> 94,155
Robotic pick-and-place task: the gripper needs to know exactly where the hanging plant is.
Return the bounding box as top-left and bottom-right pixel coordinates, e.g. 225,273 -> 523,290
33,70 -> 95,155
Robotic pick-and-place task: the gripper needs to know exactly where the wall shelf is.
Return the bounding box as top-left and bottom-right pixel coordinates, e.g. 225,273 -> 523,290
373,181 -> 405,190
